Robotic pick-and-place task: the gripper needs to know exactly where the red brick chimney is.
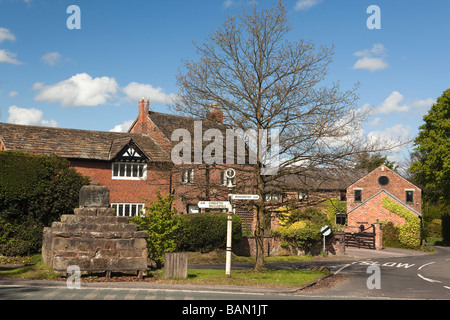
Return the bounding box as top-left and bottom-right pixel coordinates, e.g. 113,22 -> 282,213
138,98 -> 149,121
206,103 -> 223,123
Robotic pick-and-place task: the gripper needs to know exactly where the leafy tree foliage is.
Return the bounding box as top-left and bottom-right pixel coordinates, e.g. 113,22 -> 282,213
410,89 -> 450,204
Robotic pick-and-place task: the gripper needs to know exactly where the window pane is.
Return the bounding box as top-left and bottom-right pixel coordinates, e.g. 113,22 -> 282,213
113,164 -> 119,177
126,164 -> 132,177
132,164 -> 138,177
138,165 -> 144,177
124,204 -> 130,216
118,204 -> 123,216
119,164 -> 125,177
131,204 -> 137,216
406,191 -> 414,203
355,190 -> 362,202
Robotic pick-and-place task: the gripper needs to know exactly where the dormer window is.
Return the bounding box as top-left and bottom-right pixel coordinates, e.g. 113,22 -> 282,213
111,142 -> 148,180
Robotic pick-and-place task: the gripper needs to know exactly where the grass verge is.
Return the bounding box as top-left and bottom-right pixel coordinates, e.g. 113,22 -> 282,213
159,268 -> 329,289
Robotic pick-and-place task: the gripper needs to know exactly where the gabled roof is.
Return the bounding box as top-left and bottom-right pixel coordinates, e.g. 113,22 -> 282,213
0,122 -> 171,162
347,189 -> 422,217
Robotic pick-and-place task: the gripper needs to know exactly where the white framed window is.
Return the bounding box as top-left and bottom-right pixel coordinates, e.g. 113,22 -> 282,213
181,168 -> 194,184
264,193 -> 280,202
112,162 -> 147,180
405,190 -> 414,203
111,203 -> 145,217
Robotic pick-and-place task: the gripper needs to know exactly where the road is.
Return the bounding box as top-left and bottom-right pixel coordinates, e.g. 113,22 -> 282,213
298,246 -> 450,299
0,246 -> 449,300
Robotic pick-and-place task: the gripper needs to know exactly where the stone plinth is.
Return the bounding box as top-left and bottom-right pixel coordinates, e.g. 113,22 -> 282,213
42,183 -> 148,277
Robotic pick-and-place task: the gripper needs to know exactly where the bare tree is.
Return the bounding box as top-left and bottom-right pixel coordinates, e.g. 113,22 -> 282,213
171,1 -> 400,270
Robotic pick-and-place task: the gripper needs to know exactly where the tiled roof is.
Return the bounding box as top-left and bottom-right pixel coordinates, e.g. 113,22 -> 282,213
0,122 -> 171,162
265,167 -> 368,192
148,111 -> 230,142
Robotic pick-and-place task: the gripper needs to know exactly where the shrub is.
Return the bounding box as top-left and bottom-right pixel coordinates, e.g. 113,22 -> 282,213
442,206 -> 450,244
175,212 -> 242,253
0,151 -> 89,256
271,207 -> 330,254
130,191 -> 180,268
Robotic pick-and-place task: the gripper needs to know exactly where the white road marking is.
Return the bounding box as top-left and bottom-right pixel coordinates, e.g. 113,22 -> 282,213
418,261 -> 435,270
334,264 -> 351,274
417,273 -> 442,283
444,286 -> 450,290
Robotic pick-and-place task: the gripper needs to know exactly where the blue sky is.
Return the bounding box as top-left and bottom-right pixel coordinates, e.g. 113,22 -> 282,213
1,0 -> 449,165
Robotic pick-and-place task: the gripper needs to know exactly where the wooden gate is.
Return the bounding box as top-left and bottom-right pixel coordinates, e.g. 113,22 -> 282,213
344,224 -> 376,249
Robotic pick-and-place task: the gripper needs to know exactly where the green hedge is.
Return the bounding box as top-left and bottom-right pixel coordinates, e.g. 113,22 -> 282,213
175,212 -> 242,253
0,151 -> 89,256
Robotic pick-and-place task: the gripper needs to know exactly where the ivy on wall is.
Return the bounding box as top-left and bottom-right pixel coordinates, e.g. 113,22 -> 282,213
382,197 -> 421,248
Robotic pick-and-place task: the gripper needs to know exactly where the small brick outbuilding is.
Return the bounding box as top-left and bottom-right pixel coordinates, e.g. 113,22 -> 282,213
346,165 -> 422,228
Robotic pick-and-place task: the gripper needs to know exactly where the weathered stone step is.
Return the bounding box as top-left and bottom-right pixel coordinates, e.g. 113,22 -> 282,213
51,221 -> 137,232
60,214 -> 130,225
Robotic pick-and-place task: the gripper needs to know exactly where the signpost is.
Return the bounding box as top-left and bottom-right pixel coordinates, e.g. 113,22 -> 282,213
199,168 -> 261,276
320,225 -> 332,256
230,194 -> 260,200
197,201 -> 232,210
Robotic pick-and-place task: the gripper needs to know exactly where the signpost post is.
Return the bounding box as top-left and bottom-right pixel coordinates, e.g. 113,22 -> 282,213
199,168 -> 261,276
320,225 -> 331,256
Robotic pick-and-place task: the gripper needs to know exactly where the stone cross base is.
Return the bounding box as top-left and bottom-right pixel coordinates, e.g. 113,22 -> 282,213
42,183 -> 148,278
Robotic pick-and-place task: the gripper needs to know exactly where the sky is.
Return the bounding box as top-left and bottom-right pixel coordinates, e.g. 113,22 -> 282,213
1,0 -> 449,167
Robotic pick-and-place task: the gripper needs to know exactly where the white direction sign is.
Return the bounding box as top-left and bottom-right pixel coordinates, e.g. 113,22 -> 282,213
198,201 -> 231,209
231,194 -> 260,200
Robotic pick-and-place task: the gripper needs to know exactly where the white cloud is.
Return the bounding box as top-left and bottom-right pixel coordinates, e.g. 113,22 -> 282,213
373,91 -> 436,115
109,119 -> 135,133
0,27 -> 15,43
410,97 -> 435,109
223,0 -> 233,9
0,49 -> 22,65
352,43 -> 388,72
7,105 -> 57,127
374,91 -> 408,114
122,82 -> 176,104
8,91 -> 18,98
368,124 -> 412,163
369,124 -> 411,142
33,73 -> 119,107
41,52 -> 62,66
294,0 -> 322,11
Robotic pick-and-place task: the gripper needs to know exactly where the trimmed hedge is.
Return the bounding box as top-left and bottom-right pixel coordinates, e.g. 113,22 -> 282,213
0,151 -> 90,256
175,212 -> 242,253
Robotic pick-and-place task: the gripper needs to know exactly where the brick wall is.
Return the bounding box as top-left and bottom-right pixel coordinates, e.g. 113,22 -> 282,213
70,160 -> 171,204
347,192 -> 407,227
